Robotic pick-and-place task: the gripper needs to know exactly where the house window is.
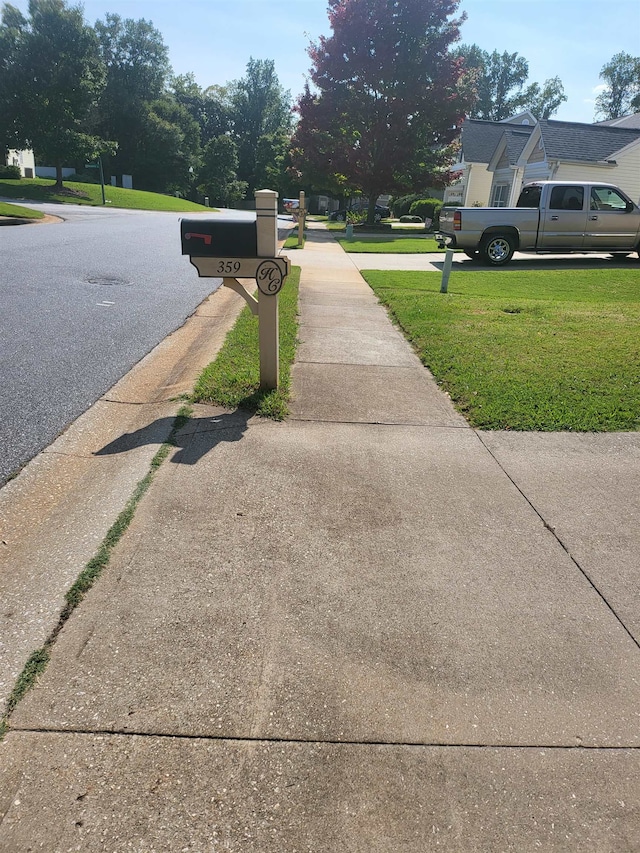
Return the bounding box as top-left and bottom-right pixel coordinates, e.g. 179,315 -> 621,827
490,184 -> 510,207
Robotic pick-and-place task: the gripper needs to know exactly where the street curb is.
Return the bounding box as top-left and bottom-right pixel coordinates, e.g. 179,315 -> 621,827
0,285 -> 243,710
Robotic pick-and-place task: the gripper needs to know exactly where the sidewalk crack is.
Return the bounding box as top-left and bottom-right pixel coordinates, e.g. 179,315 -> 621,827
9,727 -> 640,751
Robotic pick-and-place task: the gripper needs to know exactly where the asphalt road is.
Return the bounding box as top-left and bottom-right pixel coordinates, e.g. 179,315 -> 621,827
0,203 -> 260,487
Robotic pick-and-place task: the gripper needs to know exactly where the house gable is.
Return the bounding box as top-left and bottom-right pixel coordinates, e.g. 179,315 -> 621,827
500,111 -> 536,126
488,128 -> 535,172
460,115 -> 536,165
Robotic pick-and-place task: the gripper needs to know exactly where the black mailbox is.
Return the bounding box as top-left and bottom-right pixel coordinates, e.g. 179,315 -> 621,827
181,218 -> 258,258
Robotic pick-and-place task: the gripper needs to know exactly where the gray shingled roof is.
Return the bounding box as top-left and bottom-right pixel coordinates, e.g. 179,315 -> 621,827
503,129 -> 533,162
460,120 -> 533,163
539,120 -> 640,161
596,113 -> 640,129
460,116 -> 640,166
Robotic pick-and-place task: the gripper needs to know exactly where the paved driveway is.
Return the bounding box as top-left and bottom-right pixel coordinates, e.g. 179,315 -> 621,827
346,250 -> 634,271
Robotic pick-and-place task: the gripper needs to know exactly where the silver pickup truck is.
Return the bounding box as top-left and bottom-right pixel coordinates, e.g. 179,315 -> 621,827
437,181 -> 640,266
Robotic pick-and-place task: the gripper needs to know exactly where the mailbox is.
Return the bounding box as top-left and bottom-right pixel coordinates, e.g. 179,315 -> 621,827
180,218 -> 257,258
180,189 -> 288,392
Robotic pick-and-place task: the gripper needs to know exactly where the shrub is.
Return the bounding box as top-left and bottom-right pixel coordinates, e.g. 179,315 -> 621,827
399,215 -> 423,223
346,210 -> 366,224
391,193 -> 422,218
0,164 -> 21,179
409,197 -> 443,227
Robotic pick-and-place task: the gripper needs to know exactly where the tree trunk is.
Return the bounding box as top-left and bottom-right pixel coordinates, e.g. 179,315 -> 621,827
54,161 -> 64,190
366,195 -> 379,226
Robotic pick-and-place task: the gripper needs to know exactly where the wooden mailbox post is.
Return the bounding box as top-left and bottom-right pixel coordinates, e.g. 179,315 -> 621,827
181,189 -> 289,390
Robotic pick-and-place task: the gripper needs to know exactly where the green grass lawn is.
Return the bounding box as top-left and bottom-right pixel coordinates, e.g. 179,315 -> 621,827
0,177 -> 211,212
0,200 -> 44,219
362,268 -> 640,431
337,234 -> 446,253
283,228 -> 305,249
192,267 -> 300,419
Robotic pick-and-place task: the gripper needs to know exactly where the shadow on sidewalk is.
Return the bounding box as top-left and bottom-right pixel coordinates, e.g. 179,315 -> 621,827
94,410 -> 251,466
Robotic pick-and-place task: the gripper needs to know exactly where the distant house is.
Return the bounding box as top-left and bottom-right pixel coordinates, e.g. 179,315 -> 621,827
4,148 -> 35,177
444,112 -> 536,207
444,113 -> 640,207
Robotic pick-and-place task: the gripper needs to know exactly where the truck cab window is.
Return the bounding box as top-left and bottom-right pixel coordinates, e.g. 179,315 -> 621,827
550,186 -> 584,211
516,185 -> 541,208
590,187 -> 628,211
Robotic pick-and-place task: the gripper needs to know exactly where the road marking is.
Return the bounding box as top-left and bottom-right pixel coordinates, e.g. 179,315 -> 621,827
96,301 -> 115,307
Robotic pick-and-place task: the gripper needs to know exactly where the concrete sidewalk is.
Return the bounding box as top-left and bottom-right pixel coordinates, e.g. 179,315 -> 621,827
1,224 -> 639,851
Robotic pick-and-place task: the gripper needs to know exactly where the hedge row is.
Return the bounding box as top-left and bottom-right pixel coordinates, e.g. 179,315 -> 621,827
408,198 -> 443,226
391,194 -> 443,227
0,165 -> 21,179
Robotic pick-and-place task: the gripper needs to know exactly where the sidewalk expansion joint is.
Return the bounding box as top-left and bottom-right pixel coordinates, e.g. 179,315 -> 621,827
11,727 -> 640,752
295,361 -> 416,369
299,323 -> 393,332
474,430 -> 640,652
288,416 -> 469,428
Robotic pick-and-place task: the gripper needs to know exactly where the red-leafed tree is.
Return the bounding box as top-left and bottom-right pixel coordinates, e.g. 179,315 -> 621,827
291,0 -> 471,223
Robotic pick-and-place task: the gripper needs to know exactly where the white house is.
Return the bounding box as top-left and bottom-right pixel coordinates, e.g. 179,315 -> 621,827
445,113 -> 640,207
4,148 -> 35,177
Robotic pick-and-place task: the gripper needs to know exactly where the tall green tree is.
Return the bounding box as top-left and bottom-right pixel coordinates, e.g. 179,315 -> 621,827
198,134 -> 247,207
291,0 -> 470,224
0,0 -> 109,187
455,44 -> 566,121
595,52 -> 640,120
230,58 -> 292,196
0,3 -> 26,155
129,96 -> 200,194
171,74 -> 232,147
524,76 -> 567,120
94,13 -> 193,191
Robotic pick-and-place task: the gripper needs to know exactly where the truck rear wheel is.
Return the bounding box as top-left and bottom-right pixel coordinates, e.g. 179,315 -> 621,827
480,234 -> 515,266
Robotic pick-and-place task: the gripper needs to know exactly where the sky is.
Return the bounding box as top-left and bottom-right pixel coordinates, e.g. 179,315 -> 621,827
10,0 -> 640,124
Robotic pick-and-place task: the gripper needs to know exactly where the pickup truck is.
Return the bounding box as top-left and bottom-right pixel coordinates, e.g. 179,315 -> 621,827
437,181 -> 640,266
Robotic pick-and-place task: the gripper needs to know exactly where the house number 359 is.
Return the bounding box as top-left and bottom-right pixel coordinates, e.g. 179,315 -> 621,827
216,260 -> 242,274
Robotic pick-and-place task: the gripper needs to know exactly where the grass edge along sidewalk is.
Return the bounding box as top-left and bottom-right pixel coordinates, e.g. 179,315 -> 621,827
363,267 -> 640,432
0,267 -> 300,736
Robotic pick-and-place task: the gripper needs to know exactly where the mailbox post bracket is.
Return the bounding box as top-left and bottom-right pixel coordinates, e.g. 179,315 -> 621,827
223,277 -> 258,315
